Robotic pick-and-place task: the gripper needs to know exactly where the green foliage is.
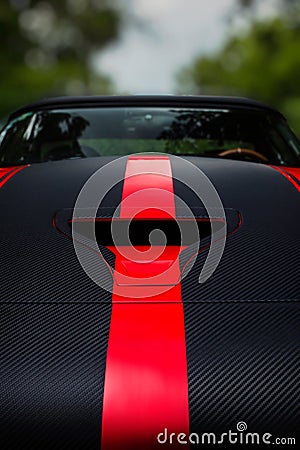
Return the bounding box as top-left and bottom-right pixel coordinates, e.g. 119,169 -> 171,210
236,0 -> 300,18
177,17 -> 300,135
0,0 -> 121,118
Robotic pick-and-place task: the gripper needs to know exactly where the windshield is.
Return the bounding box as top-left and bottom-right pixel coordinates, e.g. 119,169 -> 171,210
1,107 -> 300,166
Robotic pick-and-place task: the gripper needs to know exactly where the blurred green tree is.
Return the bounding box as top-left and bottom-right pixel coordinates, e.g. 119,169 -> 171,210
235,0 -> 300,18
177,1 -> 300,134
0,0 -> 122,117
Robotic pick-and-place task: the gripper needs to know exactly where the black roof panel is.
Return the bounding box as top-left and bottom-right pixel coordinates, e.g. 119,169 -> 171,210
9,95 -> 284,120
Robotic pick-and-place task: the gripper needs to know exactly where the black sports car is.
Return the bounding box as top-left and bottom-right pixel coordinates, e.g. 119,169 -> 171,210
0,95 -> 299,449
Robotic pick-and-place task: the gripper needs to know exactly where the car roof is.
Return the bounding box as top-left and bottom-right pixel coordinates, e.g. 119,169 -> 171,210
9,95 -> 285,120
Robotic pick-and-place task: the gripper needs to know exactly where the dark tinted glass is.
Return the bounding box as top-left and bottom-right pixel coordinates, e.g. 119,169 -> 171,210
1,107 -> 300,166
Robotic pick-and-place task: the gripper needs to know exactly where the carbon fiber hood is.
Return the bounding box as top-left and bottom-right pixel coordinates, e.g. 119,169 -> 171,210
0,156 -> 299,303
0,156 -> 299,449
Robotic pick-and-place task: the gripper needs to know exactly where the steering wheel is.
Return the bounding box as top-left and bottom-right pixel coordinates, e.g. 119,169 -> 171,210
218,148 -> 269,162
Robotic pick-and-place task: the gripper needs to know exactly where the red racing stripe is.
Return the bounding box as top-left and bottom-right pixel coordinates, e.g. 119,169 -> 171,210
0,166 -> 29,189
271,165 -> 300,192
101,155 -> 189,449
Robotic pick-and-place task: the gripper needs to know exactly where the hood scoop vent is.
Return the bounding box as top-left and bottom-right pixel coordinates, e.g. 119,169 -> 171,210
54,207 -> 241,287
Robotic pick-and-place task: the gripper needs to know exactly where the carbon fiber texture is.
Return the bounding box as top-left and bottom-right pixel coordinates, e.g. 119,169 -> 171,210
181,225 -> 300,302
184,301 -> 300,442
1,157 -> 300,449
0,159 -> 125,303
173,157 -> 300,303
1,157 -> 300,303
0,302 -> 111,450
0,228 -> 113,303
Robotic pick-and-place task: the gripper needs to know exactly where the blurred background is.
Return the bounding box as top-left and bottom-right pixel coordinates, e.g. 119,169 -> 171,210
1,0 -> 300,134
